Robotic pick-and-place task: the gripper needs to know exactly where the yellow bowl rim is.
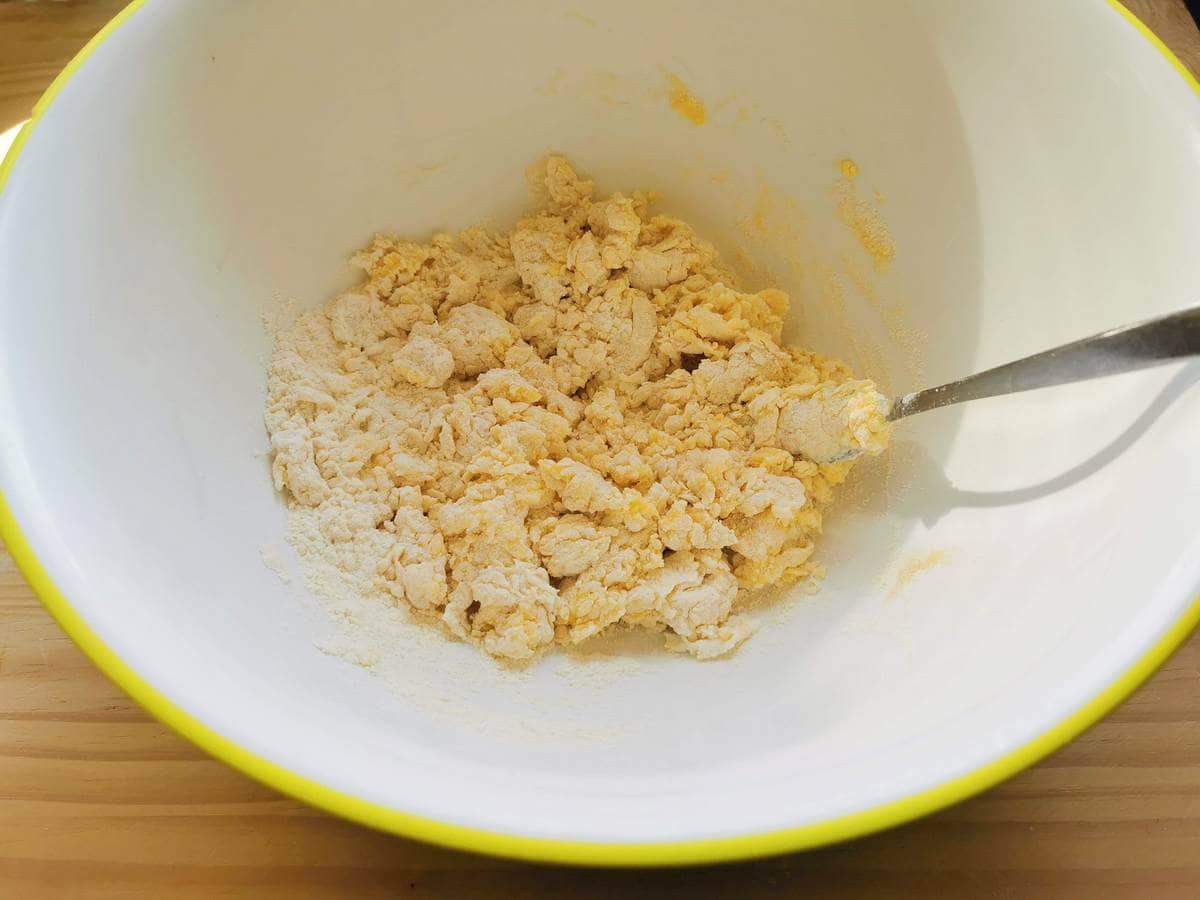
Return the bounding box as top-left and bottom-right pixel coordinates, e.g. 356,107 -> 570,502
1,0 -> 1198,867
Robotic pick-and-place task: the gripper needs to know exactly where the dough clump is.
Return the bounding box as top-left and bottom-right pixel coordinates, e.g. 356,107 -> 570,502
266,157 -> 888,661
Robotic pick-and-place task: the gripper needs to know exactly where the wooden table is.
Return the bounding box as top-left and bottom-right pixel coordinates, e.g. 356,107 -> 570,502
2,2 -> 1198,896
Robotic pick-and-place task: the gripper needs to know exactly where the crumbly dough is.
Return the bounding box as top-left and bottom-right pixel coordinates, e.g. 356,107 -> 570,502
776,380 -> 891,463
266,157 -> 889,662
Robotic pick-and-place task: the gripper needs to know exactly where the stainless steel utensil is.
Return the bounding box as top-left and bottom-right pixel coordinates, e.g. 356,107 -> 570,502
888,302 -> 1200,422
810,303 -> 1200,464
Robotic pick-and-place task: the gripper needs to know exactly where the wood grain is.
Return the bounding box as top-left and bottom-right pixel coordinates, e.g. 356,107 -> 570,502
1,1 -> 1198,897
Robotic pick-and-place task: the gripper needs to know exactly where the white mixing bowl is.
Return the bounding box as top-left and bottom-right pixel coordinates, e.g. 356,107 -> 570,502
1,0 -> 1198,865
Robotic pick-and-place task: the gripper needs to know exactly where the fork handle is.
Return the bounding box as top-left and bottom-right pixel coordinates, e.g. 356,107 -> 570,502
889,303 -> 1200,421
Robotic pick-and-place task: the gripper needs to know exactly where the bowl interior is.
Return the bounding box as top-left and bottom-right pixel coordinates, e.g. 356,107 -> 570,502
1,0 -> 1198,848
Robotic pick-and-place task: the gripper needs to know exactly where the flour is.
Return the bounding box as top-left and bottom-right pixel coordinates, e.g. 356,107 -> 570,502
265,157 -> 888,663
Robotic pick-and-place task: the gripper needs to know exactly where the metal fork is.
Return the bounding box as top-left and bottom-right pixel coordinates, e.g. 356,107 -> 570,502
889,302 -> 1200,421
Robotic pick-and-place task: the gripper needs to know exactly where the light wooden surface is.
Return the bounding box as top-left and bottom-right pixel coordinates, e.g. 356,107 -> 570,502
2,1 -> 1199,897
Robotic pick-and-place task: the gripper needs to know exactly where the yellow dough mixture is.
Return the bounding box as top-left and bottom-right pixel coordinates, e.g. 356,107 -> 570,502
266,158 -> 889,661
